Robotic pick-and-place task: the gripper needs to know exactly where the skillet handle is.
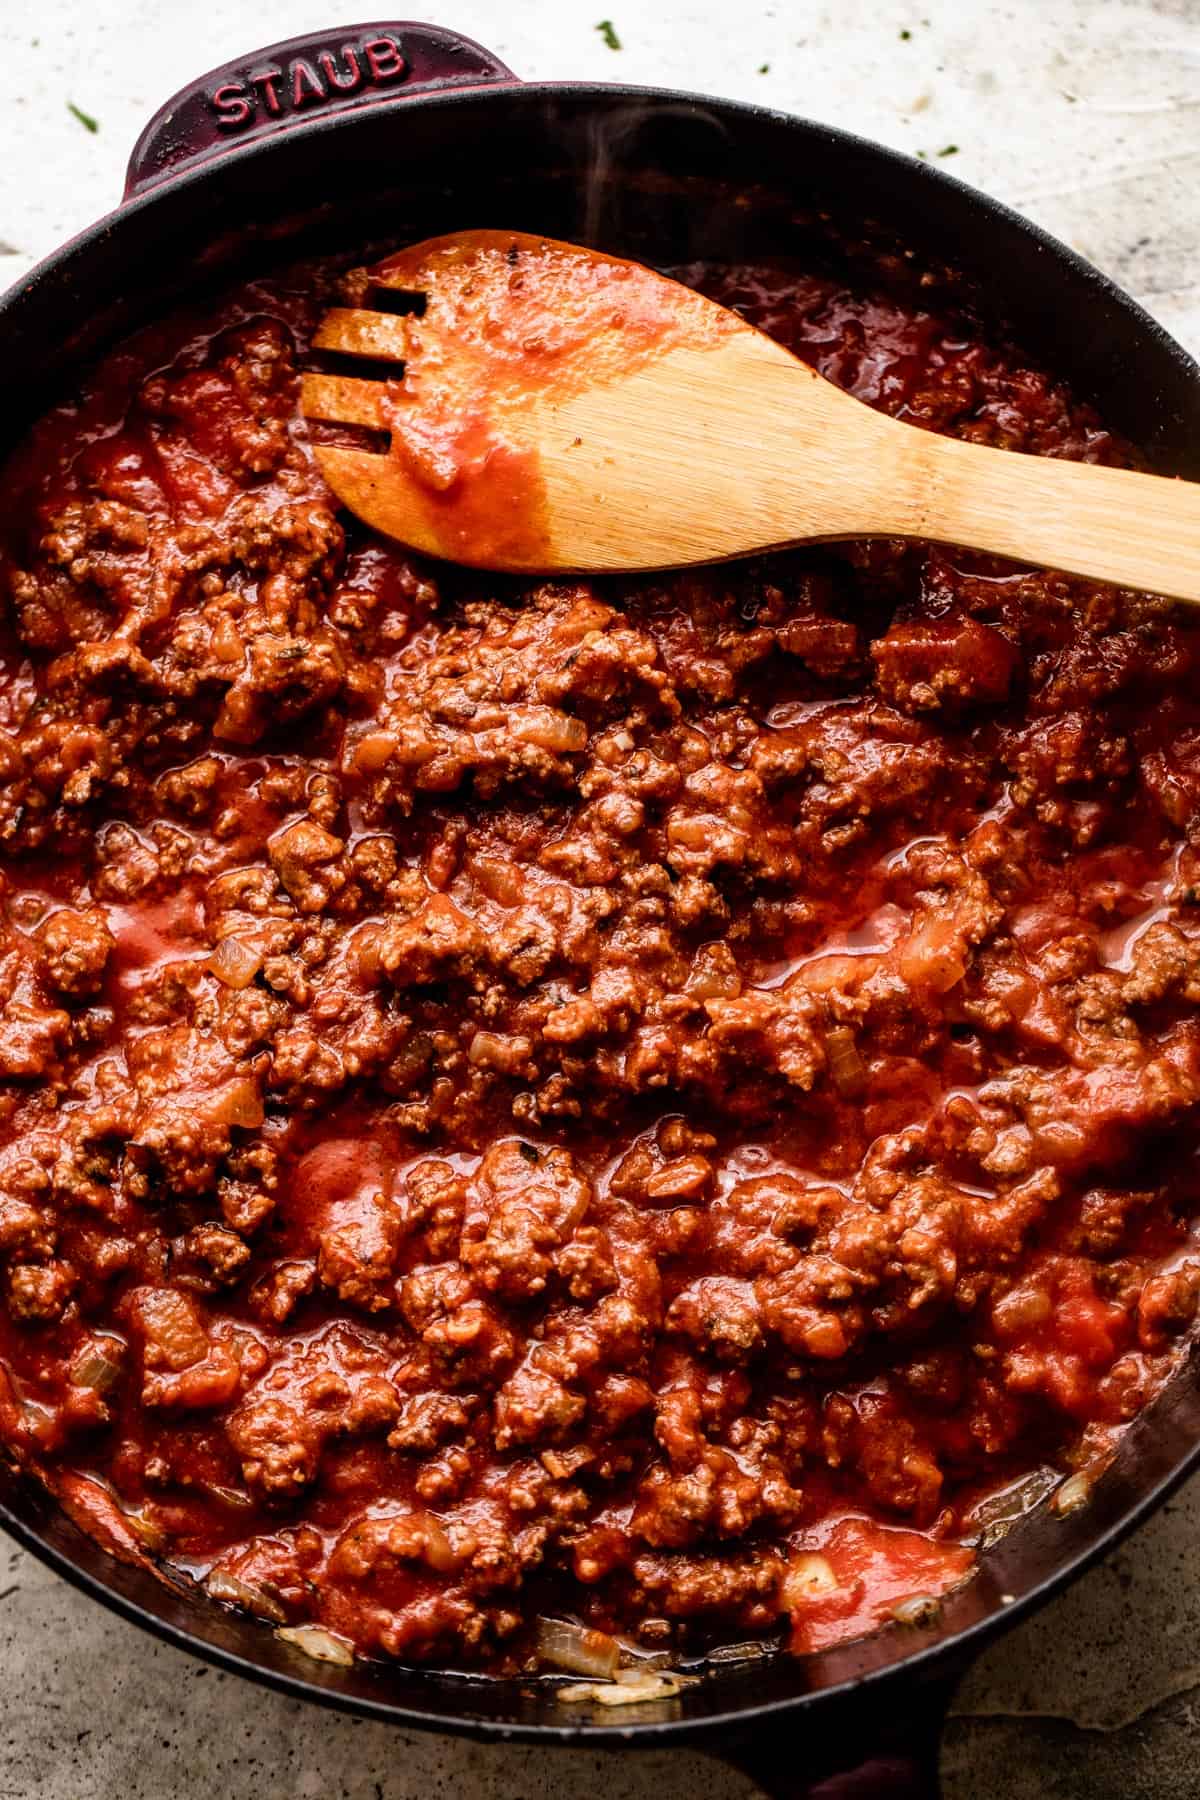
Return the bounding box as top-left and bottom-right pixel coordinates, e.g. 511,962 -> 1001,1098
123,21 -> 518,198
711,1674 -> 954,1799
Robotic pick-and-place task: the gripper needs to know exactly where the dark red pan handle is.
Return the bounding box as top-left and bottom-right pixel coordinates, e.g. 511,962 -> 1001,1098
715,1674 -> 955,1799
124,20 -> 517,198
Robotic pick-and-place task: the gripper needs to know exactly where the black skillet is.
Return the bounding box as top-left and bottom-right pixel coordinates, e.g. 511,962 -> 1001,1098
3,21 -> 1200,1797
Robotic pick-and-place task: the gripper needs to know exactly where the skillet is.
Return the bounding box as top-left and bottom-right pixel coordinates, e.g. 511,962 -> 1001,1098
3,21 -> 1200,1795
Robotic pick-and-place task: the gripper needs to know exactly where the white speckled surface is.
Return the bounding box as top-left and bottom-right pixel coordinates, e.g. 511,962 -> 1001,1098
1,1 -> 1198,1794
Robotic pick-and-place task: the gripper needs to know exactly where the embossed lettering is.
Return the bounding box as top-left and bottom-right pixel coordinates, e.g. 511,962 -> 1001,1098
291,58 -> 326,107
207,36 -> 407,135
212,81 -> 253,128
319,46 -> 364,94
363,36 -> 406,82
249,68 -> 285,116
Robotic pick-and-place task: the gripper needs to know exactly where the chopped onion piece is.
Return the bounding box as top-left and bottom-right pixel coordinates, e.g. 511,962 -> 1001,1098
71,1340 -> 124,1392
352,923 -> 384,982
537,1617 -> 621,1678
511,706 -> 588,753
277,1624 -> 355,1667
1052,1472 -> 1092,1516
825,1025 -> 867,1098
205,1568 -> 287,1624
420,1515 -> 459,1574
782,1553 -> 839,1607
207,935 -> 263,990
467,1030 -> 533,1071
557,1672 -> 691,1706
890,1593 -> 942,1627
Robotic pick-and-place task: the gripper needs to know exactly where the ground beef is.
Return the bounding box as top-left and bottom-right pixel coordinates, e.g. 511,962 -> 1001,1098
0,237 -> 1196,1674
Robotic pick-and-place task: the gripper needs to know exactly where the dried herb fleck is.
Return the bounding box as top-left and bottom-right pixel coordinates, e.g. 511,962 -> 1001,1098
67,102 -> 99,133
595,20 -> 622,49
936,143 -> 959,157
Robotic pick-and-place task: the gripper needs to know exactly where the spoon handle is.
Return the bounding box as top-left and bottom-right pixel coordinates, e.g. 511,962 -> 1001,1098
919,432 -> 1200,603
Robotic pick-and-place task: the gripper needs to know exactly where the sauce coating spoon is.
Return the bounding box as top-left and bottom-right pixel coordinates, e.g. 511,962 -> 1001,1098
301,229 -> 1200,598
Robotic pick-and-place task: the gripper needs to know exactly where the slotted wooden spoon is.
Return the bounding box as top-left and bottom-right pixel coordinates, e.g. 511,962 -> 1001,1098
301,229 -> 1200,597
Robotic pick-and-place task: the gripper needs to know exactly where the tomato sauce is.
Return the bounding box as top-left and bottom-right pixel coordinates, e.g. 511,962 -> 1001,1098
0,230 -> 1196,1676
357,230 -> 737,568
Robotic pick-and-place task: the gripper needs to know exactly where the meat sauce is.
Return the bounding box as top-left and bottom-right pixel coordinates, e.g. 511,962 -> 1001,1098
0,234 -> 1199,1675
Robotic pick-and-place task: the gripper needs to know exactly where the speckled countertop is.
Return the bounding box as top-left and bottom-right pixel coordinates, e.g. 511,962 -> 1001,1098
1,2 -> 1198,1795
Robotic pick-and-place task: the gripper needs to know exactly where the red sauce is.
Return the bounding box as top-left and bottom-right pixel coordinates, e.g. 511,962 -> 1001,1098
363,230 -> 736,568
786,1516 -> 975,1655
0,232 -> 1196,1677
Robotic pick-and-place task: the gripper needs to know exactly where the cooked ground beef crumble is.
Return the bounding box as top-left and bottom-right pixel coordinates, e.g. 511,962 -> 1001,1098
0,241 -> 1198,1669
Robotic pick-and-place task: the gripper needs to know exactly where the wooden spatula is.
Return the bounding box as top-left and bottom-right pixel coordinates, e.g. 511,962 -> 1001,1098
300,229 -> 1200,598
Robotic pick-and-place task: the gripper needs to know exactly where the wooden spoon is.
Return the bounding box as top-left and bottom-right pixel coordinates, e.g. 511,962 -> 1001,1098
301,229 -> 1200,597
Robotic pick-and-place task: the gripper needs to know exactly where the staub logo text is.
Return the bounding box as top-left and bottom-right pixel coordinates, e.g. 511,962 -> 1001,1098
210,35 -> 407,129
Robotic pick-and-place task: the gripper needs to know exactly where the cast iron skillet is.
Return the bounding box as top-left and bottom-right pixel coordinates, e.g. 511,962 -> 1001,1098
3,21 -> 1200,1797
